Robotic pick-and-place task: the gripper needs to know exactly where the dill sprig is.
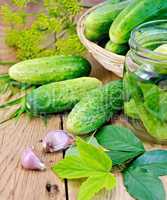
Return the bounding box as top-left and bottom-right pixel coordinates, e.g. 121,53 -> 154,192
1,0 -> 85,61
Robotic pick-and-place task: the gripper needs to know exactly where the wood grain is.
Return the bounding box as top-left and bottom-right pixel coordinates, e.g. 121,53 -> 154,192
0,7 -> 66,199
0,115 -> 66,200
1,2 -> 167,200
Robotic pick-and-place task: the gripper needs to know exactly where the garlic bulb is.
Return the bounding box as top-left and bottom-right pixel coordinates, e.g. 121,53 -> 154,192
21,147 -> 46,171
42,130 -> 74,153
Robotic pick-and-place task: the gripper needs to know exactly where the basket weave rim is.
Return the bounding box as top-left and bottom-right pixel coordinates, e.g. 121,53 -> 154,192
77,2 -> 125,64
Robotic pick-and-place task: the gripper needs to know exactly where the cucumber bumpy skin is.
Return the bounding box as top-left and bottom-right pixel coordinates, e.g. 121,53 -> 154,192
66,80 -> 123,135
85,0 -> 130,42
25,77 -> 102,115
109,0 -> 167,44
9,55 -> 91,85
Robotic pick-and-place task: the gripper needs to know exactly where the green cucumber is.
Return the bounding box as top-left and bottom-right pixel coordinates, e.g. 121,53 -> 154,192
109,0 -> 167,44
26,77 -> 102,115
66,80 -> 123,135
85,0 -> 130,42
105,40 -> 129,55
9,55 -> 91,85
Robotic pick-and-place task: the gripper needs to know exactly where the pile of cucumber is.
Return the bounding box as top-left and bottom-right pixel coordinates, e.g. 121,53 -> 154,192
1,55 -> 123,136
85,0 -> 167,55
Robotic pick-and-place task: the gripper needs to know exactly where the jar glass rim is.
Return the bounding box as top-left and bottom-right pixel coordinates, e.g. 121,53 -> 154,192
129,20 -> 167,63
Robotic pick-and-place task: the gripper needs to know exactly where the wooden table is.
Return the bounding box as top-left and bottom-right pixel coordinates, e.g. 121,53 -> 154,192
1,9 -> 167,200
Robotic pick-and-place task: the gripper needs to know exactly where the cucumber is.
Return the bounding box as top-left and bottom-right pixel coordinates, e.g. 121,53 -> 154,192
109,0 -> 167,44
26,77 -> 102,115
85,0 -> 130,42
66,80 -> 123,135
105,40 -> 129,55
9,55 -> 91,85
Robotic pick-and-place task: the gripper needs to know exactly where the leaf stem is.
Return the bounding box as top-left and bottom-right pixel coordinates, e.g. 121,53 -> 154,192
0,74 -> 10,80
0,60 -> 16,65
0,96 -> 24,109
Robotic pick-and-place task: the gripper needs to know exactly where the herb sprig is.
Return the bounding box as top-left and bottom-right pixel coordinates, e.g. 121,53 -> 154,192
1,0 -> 85,61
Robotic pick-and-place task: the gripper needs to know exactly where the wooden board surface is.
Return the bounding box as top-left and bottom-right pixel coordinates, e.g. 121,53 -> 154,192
1,39 -> 167,200
0,13 -> 66,200
0,115 -> 66,200
0,53 -> 119,200
0,15 -> 119,200
1,2 -> 167,200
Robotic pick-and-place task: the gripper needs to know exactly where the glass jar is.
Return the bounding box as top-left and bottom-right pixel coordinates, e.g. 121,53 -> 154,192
124,20 -> 167,144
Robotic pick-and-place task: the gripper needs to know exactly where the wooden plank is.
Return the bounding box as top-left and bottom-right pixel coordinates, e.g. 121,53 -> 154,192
0,8 -> 66,200
0,115 -> 66,200
0,5 -> 66,199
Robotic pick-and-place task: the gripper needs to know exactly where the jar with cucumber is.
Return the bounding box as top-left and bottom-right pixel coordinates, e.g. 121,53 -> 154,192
124,20 -> 167,144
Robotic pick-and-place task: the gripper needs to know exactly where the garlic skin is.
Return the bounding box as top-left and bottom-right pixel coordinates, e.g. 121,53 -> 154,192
42,130 -> 74,153
21,147 -> 46,171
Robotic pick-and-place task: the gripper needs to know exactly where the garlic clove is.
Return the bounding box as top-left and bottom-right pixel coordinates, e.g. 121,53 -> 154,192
42,130 -> 75,153
21,147 -> 46,171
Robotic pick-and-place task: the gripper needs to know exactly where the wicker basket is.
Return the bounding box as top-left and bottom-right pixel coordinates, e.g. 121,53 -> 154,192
77,3 -> 125,77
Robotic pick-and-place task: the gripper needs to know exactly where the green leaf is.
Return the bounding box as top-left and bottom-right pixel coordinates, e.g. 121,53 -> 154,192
140,83 -> 167,122
66,136 -> 100,157
76,137 -> 112,172
123,167 -> 165,200
52,138 -> 115,200
52,156 -> 101,179
137,103 -> 167,140
52,137 -> 112,179
78,173 -> 116,200
131,150 -> 167,176
96,125 -> 145,165
52,138 -> 116,200
124,99 -> 139,119
125,73 -> 167,140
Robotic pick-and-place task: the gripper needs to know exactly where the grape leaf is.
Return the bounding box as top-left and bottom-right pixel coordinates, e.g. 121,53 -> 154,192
123,167 -> 165,200
52,137 -> 115,200
66,136 -> 100,157
131,150 -> 167,176
52,156 -> 102,179
78,173 -> 116,200
76,137 -> 112,172
96,125 -> 145,165
52,137 -> 112,178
